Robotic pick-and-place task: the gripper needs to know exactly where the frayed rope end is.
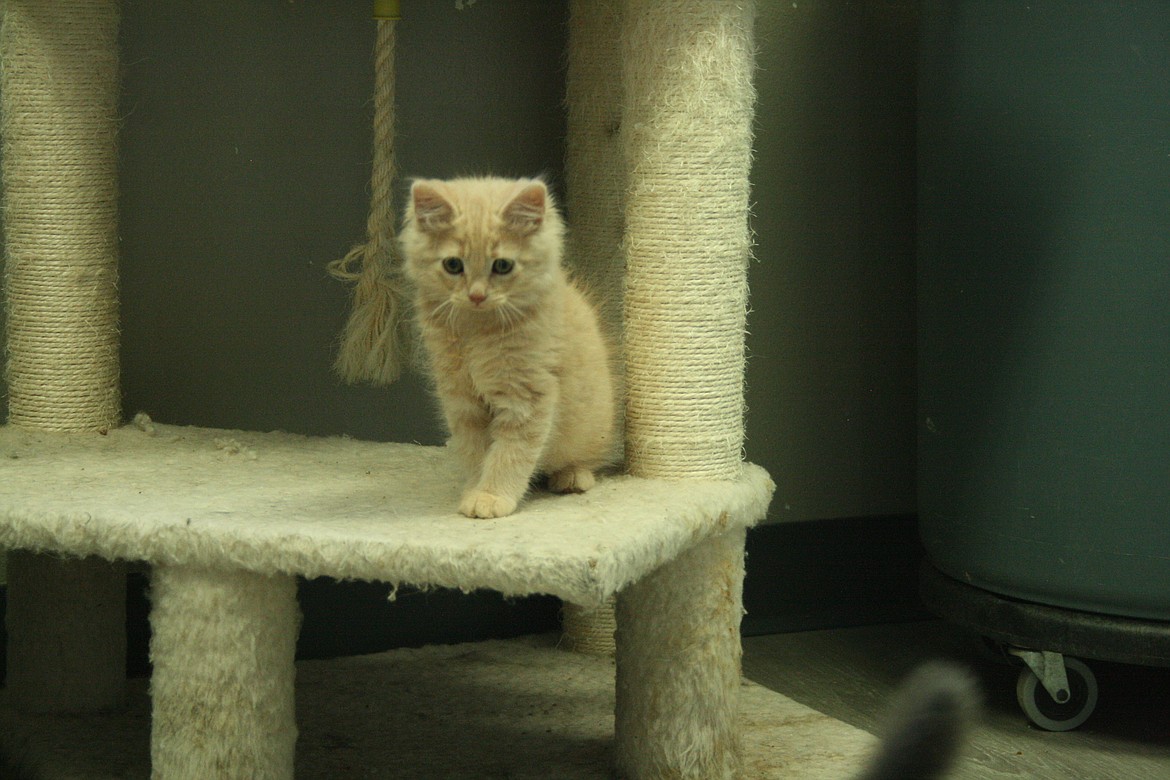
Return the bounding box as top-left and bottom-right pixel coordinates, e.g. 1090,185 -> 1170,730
327,242 -> 412,386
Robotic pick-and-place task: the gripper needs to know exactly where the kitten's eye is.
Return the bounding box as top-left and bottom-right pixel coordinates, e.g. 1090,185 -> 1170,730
441,257 -> 464,275
491,258 -> 515,275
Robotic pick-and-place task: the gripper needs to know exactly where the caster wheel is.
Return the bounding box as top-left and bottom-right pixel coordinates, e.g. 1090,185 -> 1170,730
1016,657 -> 1098,731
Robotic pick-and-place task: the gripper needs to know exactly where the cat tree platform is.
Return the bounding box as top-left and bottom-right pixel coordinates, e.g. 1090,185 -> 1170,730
1,0 -> 768,775
0,422 -> 772,605
0,422 -> 775,776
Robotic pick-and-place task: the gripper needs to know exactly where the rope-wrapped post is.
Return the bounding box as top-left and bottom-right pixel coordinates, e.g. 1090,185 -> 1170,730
1,0 -> 127,713
560,599 -> 617,657
564,0 -> 626,358
559,0 -> 626,658
613,1 -> 757,777
621,0 -> 754,480
327,17 -> 410,386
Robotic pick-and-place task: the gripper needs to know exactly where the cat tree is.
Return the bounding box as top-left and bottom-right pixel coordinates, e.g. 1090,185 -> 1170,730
0,1 -> 765,778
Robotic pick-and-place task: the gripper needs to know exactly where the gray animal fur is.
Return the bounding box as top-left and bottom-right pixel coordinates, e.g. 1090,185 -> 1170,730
853,662 -> 981,780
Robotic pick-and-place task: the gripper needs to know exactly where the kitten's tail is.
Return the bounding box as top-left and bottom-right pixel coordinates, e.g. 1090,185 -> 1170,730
852,662 -> 981,780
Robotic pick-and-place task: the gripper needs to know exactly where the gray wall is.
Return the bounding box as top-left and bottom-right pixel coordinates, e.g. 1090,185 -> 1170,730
747,2 -> 918,522
117,0 -> 566,445
3,1 -> 919,528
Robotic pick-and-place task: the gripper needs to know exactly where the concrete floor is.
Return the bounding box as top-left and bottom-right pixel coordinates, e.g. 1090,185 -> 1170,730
743,620 -> 1170,779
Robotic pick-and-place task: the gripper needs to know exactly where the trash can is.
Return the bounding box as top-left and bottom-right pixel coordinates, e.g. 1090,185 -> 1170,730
917,0 -> 1170,730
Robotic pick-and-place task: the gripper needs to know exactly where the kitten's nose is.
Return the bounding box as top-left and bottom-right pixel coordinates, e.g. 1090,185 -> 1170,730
468,291 -> 487,305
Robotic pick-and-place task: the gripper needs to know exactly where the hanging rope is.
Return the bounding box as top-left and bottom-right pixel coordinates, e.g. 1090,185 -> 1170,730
327,16 -> 409,386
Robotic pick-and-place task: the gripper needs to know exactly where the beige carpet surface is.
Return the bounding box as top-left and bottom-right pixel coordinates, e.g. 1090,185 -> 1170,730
0,634 -> 877,779
0,423 -> 773,607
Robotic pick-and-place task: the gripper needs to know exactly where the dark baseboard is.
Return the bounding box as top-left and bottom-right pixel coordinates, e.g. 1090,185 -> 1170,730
0,514 -> 928,681
742,514 -> 930,635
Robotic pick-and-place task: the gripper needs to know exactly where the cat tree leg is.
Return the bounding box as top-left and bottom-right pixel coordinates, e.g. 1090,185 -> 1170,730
615,527 -> 747,779
149,566 -> 300,779
1,1 -> 126,713
614,0 -> 756,775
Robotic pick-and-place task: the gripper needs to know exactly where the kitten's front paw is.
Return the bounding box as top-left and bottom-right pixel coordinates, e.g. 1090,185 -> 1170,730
549,466 -> 595,494
458,490 -> 518,518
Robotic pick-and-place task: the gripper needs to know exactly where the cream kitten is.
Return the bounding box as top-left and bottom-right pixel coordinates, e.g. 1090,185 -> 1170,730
400,176 -> 615,518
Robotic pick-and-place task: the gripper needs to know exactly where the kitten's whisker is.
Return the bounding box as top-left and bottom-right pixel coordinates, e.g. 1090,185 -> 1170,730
497,303 -> 515,332
427,299 -> 451,325
426,298 -> 462,333
500,301 -> 524,333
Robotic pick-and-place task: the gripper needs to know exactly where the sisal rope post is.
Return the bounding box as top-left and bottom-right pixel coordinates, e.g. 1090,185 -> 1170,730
327,18 -> 411,386
620,0 -> 755,481
564,0 -> 626,361
560,598 -> 617,657
612,1 -> 757,777
559,0 -> 626,658
2,2 -> 122,428
1,0 -> 127,713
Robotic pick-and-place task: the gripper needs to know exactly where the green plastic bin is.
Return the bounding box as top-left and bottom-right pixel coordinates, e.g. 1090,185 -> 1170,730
918,1 -> 1170,621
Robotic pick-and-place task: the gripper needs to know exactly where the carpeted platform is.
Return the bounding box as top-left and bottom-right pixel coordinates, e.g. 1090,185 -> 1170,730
0,634 -> 877,779
0,423 -> 773,607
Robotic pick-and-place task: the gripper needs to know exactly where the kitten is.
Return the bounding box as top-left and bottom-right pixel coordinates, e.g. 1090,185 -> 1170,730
853,662 -> 980,780
400,176 -> 614,518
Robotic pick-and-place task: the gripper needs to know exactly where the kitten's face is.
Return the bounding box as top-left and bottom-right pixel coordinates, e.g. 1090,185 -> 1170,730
401,178 -> 563,322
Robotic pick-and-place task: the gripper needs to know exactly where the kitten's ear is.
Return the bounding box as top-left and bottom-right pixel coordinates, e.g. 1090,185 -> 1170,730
502,181 -> 548,236
411,180 -> 455,233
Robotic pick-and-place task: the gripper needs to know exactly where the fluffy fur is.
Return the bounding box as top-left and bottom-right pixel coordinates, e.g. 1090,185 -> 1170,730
854,662 -> 981,780
400,176 -> 615,518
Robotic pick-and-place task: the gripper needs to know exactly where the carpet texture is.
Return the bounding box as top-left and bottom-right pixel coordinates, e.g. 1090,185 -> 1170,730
0,635 -> 877,779
0,423 -> 773,607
